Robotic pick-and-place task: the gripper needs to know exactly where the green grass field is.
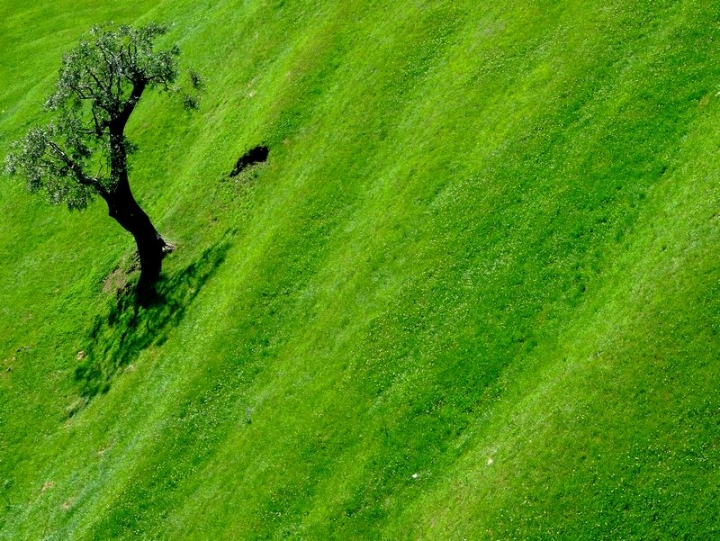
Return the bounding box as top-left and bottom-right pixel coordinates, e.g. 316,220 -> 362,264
2,0 -> 720,538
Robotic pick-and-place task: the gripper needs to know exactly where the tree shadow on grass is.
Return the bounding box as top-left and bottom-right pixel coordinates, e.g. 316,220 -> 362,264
71,240 -> 231,410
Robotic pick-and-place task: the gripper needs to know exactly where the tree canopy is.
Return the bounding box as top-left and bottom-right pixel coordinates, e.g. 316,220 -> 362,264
5,23 -> 201,290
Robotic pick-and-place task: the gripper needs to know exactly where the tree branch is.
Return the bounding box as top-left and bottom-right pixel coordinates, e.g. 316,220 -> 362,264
86,68 -> 109,95
114,79 -> 147,131
46,140 -> 107,197
91,107 -> 105,137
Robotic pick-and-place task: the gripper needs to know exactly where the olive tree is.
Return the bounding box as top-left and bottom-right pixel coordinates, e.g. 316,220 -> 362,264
4,23 -> 201,290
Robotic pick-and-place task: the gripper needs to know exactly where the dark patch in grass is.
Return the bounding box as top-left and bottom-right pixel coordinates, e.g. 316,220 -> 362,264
229,145 -> 269,177
72,240 -> 231,406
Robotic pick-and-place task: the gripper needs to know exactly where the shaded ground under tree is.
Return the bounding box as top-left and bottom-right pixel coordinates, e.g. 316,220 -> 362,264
72,240 -> 231,408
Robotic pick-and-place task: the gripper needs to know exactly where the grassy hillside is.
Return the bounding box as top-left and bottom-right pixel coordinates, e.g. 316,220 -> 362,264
2,0 -> 720,538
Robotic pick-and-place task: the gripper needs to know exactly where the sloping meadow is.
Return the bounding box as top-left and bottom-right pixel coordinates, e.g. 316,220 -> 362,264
2,0 -> 720,538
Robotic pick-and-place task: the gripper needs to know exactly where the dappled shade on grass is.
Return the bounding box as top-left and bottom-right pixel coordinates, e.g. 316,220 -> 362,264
74,241 -> 230,402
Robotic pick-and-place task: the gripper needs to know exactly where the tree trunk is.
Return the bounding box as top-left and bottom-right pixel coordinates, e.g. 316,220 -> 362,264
104,176 -> 169,291
104,130 -> 171,293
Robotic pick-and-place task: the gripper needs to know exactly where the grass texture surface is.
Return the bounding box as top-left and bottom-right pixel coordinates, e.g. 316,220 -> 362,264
2,0 -> 720,539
